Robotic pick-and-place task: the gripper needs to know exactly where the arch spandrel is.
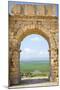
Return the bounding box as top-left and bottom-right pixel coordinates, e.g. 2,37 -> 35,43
13,18 -> 51,43
15,28 -> 50,46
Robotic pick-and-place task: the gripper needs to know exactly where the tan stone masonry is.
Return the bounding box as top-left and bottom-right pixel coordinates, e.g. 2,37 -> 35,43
9,4 -> 58,86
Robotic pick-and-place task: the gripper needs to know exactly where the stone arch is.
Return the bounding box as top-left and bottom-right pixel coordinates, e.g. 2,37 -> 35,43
15,23 -> 50,44
9,16 -> 58,86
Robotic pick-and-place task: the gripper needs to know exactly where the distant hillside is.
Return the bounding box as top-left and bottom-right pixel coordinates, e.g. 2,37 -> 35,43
21,60 -> 49,64
20,60 -> 50,73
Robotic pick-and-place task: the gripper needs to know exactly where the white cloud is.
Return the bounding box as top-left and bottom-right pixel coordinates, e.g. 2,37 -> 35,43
39,51 -> 43,55
31,37 -> 40,42
20,49 -> 49,61
24,48 -> 31,52
21,48 -> 48,55
21,48 -> 34,54
38,51 -> 48,55
21,49 -> 48,57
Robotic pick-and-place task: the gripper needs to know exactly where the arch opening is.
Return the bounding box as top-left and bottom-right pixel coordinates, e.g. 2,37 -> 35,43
20,34 -> 50,84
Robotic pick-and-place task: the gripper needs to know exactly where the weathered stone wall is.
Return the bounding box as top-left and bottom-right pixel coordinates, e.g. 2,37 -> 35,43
11,4 -> 57,16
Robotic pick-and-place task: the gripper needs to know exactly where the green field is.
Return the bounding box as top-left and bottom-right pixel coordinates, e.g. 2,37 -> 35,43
20,60 -> 50,77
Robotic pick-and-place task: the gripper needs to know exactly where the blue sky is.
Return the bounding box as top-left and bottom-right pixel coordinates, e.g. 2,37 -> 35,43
20,34 -> 49,61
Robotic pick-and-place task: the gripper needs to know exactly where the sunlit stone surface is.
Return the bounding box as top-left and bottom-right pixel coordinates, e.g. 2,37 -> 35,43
9,3 -> 58,86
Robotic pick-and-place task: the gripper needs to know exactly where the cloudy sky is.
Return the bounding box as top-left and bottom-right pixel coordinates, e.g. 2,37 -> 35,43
20,34 -> 49,61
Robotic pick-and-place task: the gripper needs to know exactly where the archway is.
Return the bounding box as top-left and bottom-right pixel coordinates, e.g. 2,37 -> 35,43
9,15 -> 58,86
20,34 -> 50,84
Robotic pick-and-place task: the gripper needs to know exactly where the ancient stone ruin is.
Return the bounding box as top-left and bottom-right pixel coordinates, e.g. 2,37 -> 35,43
9,3 -> 58,86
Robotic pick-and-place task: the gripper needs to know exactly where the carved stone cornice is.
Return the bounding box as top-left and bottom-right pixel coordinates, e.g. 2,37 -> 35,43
9,15 -> 58,20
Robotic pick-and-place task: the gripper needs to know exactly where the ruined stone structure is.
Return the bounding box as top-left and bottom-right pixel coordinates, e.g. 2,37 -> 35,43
9,4 -> 58,86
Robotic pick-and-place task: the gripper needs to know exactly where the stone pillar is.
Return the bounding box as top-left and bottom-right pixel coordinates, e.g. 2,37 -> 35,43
48,48 -> 51,80
50,48 -> 58,82
9,45 -> 20,86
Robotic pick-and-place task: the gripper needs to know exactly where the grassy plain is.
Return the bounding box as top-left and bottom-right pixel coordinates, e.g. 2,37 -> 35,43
20,60 -> 50,77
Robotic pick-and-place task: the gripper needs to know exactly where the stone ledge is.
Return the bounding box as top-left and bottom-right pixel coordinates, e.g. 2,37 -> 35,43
9,15 -> 58,20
